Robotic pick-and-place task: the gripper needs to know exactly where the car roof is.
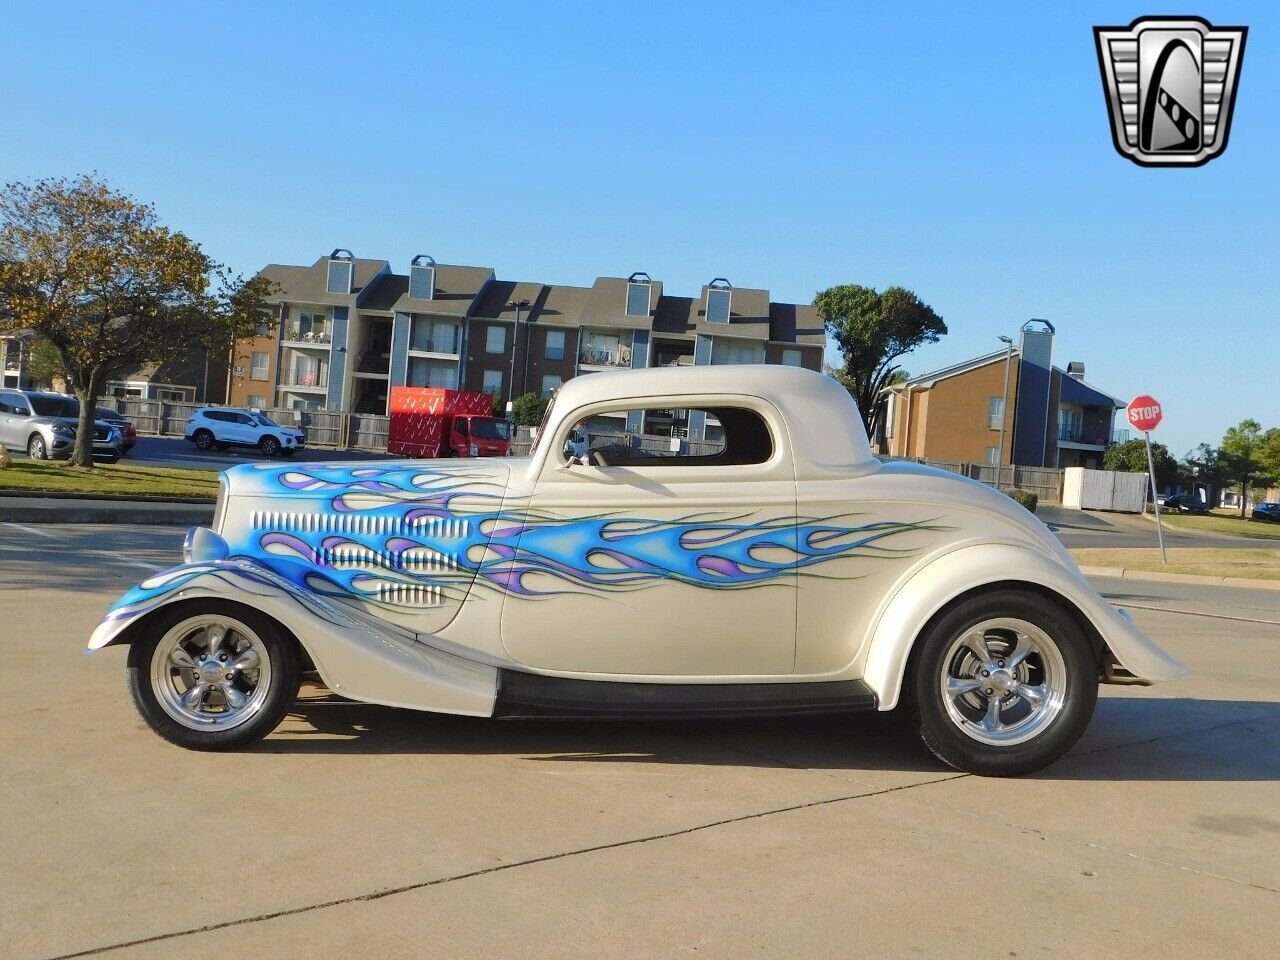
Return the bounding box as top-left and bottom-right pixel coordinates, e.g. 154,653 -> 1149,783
544,365 -> 876,477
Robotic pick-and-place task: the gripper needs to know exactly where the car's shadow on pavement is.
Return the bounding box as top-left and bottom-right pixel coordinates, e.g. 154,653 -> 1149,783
267,695 -> 1280,781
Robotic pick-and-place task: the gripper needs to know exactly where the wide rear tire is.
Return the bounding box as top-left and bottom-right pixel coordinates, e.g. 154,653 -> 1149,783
907,589 -> 1098,776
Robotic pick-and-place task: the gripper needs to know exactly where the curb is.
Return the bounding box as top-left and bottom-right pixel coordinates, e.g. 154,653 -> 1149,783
0,501 -> 214,526
1078,564 -> 1280,592
0,490 -> 215,504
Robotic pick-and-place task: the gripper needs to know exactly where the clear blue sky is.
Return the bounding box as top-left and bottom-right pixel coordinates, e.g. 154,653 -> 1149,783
1,1 -> 1273,456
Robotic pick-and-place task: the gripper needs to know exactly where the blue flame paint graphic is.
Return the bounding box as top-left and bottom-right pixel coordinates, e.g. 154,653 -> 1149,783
109,463 -> 947,616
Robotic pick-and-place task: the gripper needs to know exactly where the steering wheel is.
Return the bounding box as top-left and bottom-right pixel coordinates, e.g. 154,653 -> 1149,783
590,450 -> 610,467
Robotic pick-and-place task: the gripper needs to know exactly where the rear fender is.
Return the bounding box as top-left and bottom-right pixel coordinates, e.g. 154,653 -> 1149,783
862,543 -> 1188,711
89,559 -> 497,716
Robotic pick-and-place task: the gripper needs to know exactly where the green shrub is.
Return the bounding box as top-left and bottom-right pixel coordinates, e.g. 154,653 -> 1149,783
1005,487 -> 1038,513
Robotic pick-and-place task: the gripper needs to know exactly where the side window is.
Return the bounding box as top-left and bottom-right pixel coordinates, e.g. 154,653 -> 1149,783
8,394 -> 31,415
236,413 -> 255,425
0,393 -> 13,414
456,418 -> 469,436
562,405 -> 773,468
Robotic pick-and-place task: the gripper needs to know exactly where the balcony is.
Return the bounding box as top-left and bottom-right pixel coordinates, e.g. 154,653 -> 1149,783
406,336 -> 459,356
280,371 -> 328,391
283,328 -> 331,347
579,346 -> 632,368
1057,425 -> 1123,447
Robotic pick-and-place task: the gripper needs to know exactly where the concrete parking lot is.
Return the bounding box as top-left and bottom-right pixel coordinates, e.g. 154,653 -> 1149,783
2,523 -> 1278,960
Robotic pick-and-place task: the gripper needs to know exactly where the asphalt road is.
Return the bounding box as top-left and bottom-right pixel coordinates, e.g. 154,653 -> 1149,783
1039,504 -> 1274,550
1,522 -> 1278,959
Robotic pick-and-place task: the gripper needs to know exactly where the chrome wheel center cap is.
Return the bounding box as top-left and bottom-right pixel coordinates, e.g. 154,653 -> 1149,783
199,660 -> 227,684
988,668 -> 1014,693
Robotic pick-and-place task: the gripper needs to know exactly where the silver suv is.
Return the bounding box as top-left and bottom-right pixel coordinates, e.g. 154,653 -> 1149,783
0,390 -> 124,463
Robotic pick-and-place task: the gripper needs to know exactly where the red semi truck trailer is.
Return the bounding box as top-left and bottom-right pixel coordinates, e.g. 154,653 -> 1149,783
386,386 -> 511,458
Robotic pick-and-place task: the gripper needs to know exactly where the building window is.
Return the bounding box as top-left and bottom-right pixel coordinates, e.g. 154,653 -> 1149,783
544,329 -> 565,361
781,349 -> 802,367
705,288 -> 732,324
985,446 -> 1000,466
987,396 -> 1004,430
711,341 -> 763,365
408,358 -> 458,389
408,264 -> 435,300
486,326 -> 506,354
625,281 -> 651,317
247,394 -> 266,409
541,374 -> 562,397
250,352 -> 269,380
482,370 -> 503,395
326,257 -> 353,295
253,320 -> 273,337
410,318 -> 457,353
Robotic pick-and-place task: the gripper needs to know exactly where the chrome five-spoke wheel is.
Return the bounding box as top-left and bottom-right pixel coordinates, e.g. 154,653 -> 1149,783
939,618 -> 1066,746
150,615 -> 272,731
909,589 -> 1098,776
127,601 -> 301,750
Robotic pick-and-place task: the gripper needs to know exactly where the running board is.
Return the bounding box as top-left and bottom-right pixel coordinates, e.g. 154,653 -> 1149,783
494,670 -> 878,720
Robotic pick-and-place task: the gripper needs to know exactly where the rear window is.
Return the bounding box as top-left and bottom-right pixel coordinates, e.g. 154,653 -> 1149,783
563,405 -> 773,467
29,395 -> 78,418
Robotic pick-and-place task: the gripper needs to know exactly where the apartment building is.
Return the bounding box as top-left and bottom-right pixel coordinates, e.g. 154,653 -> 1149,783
229,251 -> 825,438
1,333 -> 35,390
878,320 -> 1127,468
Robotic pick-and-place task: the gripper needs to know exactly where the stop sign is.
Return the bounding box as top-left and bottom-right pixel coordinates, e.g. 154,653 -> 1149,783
1127,395 -> 1162,432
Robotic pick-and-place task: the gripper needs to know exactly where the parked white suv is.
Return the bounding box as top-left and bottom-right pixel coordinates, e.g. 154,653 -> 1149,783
185,408 -> 305,458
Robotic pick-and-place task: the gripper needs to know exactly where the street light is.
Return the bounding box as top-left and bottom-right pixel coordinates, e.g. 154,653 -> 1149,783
505,299 -> 530,419
997,334 -> 1014,489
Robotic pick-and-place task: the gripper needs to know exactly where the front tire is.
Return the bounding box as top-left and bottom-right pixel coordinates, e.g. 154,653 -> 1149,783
126,601 -> 301,750
259,435 -> 281,457
907,589 -> 1098,776
192,429 -> 215,451
27,434 -> 48,460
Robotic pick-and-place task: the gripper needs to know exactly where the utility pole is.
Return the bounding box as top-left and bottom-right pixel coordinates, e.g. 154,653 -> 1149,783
997,334 -> 1014,490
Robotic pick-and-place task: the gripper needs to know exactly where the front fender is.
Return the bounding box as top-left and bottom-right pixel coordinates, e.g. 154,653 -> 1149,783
861,543 -> 1188,711
90,559 -> 497,716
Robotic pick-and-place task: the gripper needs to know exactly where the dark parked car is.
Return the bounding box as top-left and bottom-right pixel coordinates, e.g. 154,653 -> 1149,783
95,407 -> 137,453
1251,502 -> 1280,523
1162,493 -> 1209,514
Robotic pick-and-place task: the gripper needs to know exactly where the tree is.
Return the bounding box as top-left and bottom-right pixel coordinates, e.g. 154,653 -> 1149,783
1103,437 -> 1178,486
24,334 -> 64,388
0,175 -> 274,467
510,392 -> 546,427
489,392 -> 505,419
815,284 -> 946,438
1219,419 -> 1277,517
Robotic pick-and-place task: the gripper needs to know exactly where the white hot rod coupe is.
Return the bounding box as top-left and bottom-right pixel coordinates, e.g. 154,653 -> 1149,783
90,366 -> 1185,775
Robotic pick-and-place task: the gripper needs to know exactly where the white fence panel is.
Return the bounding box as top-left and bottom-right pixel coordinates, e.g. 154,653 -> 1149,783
1062,467 -> 1147,512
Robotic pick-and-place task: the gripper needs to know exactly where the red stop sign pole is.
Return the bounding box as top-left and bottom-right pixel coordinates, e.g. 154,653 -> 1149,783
1127,396 -> 1166,564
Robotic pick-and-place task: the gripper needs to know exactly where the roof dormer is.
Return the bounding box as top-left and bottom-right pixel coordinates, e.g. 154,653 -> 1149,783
625,272 -> 653,317
705,278 -> 732,323
326,249 -> 354,294
408,254 -> 436,301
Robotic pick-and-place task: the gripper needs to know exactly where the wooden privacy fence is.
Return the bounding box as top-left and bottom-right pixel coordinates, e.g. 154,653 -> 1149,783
93,398 -> 1065,501
883,457 -> 1065,504
97,398 -> 389,452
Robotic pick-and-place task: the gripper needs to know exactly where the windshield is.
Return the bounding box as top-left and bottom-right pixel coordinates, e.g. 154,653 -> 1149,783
531,389 -> 558,459
251,413 -> 279,427
470,417 -> 510,440
29,395 -> 79,418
